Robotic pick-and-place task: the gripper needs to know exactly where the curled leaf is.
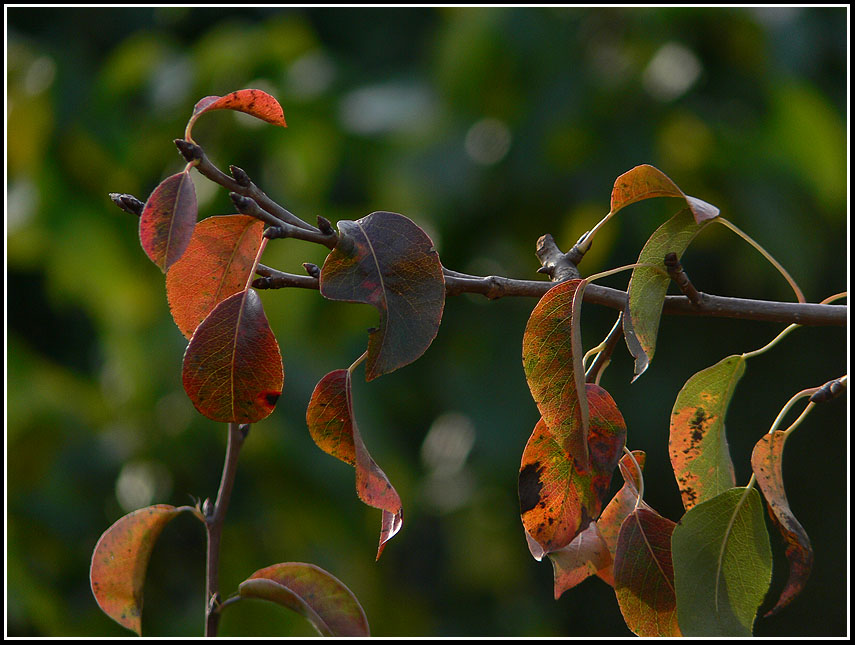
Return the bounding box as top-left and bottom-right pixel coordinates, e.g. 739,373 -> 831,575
186,89 -> 286,139
610,164 -> 720,224
549,522 -> 612,599
139,170 -> 197,272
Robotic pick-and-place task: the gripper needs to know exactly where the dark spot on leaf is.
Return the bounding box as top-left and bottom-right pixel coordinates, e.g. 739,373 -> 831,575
519,463 -> 544,514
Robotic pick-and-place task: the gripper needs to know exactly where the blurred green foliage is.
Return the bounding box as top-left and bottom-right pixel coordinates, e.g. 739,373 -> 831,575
6,7 -> 847,637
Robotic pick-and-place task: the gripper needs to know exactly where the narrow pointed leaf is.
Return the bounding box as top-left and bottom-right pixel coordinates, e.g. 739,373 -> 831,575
613,507 -> 681,637
186,89 -> 286,139
90,505 -> 189,635
549,521 -> 612,599
139,170 -> 197,272
306,369 -> 403,559
751,432 -> 813,616
671,487 -> 772,636
182,288 -> 283,423
669,355 -> 742,510
239,562 -> 370,636
166,215 -> 264,338
320,211 -> 445,382
610,164 -> 720,224
522,279 -> 590,467
624,208 -> 710,379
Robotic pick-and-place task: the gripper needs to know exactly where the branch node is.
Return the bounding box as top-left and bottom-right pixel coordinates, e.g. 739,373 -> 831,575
175,138 -> 203,163
303,262 -> 321,278
317,215 -> 335,236
229,192 -> 253,213
109,193 -> 144,217
809,376 -> 847,403
229,165 -> 251,187
264,226 -> 286,239
535,233 -> 581,282
252,277 -> 272,289
664,252 -> 703,305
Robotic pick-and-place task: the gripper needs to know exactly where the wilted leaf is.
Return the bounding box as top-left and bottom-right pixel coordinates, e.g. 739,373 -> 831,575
306,368 -> 403,559
139,170 -> 197,272
90,505 -> 190,635
522,279 -> 590,467
239,562 -> 370,636
669,355 -> 742,510
166,215 -> 264,338
182,288 -> 283,423
549,522 -> 612,599
186,89 -> 286,139
610,164 -> 719,224
613,507 -> 681,637
671,487 -> 772,636
751,432 -> 813,616
320,211 -> 445,382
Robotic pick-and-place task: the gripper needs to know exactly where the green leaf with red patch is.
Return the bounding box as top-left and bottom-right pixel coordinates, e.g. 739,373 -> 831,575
166,215 -> 264,339
139,169 -> 197,272
548,521 -> 612,599
185,89 -> 286,140
610,164 -> 719,224
182,288 -> 283,423
751,431 -> 813,617
669,355 -> 742,510
238,562 -> 370,636
319,211 -> 445,382
306,368 -> 403,559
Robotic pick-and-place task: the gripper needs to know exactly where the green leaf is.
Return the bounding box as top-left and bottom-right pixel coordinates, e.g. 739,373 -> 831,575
185,89 -> 286,140
182,288 -> 283,423
306,368 -> 403,559
548,521 -> 612,599
624,208 -> 711,379
139,170 -> 197,272
239,562 -> 370,637
319,211 -> 445,382
671,487 -> 772,636
751,432 -> 813,616
610,164 -> 719,224
669,355 -> 742,510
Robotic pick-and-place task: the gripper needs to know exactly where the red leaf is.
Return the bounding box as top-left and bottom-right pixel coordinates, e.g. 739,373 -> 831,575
548,522 -> 612,599
306,369 -> 403,559
139,170 -> 197,272
610,164 -> 719,224
185,89 -> 286,139
166,215 -> 264,339
182,288 -> 283,423
320,211 -> 445,382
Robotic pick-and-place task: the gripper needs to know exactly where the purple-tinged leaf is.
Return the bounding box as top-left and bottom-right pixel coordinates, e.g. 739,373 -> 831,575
139,170 -> 197,272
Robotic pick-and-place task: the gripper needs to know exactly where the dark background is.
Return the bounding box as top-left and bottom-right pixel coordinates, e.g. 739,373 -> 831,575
6,6 -> 847,637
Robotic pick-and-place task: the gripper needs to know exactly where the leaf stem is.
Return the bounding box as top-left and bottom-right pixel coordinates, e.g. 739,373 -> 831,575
576,211 -> 613,254
348,351 -> 368,375
622,446 -> 645,510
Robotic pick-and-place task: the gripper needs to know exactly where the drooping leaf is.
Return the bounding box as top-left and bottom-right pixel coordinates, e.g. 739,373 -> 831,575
166,215 -> 264,338
522,278 -> 590,468
671,487 -> 772,636
139,170 -> 197,272
239,562 -> 370,636
624,208 -> 711,379
549,521 -> 612,599
185,89 -> 286,139
306,368 -> 403,559
613,507 -> 681,637
669,355 -> 742,510
90,505 -> 190,635
610,164 -> 720,224
319,211 -> 445,382
751,432 -> 813,616
182,288 -> 283,423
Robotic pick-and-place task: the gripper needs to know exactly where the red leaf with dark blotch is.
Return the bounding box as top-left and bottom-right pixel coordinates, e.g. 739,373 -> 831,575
306,369 -> 403,559
597,451 -> 649,577
90,505 -> 189,635
610,164 -> 719,224
186,89 -> 286,139
751,432 -> 814,617
613,507 -> 681,636
139,170 -> 197,272
182,288 -> 283,423
166,215 -> 264,339
549,522 -> 612,599
319,211 -> 445,382
239,562 -> 370,636
522,279 -> 590,469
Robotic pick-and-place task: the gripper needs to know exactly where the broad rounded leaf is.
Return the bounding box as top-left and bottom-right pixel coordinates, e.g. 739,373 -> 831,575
320,211 -> 445,382
182,288 -> 283,423
751,432 -> 813,617
549,522 -> 612,599
306,368 -> 403,559
186,89 -> 286,139
669,355 -> 742,510
610,164 -> 720,224
139,170 -> 197,272
239,563 -> 369,637
167,215 -> 264,338
671,487 -> 772,636
90,505 -> 189,635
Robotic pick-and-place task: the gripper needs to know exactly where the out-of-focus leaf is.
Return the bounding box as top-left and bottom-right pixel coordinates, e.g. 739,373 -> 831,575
624,208 -> 711,379
669,355 -> 742,510
306,368 -> 403,559
320,211 -> 445,382
166,215 -> 264,339
522,278 -> 589,468
751,432 -> 813,617
610,164 -> 720,224
549,522 -> 612,599
613,507 -> 681,637
182,288 -> 283,423
139,170 -> 197,272
185,89 -> 287,139
239,562 -> 370,636
671,487 -> 772,636
90,505 -> 191,635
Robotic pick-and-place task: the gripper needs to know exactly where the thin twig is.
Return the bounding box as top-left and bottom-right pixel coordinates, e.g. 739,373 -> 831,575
664,252 -> 702,305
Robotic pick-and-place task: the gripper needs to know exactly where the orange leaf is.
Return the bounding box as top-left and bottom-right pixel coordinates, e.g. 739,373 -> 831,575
186,89 -> 286,139
548,522 -> 612,599
610,164 -> 719,224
